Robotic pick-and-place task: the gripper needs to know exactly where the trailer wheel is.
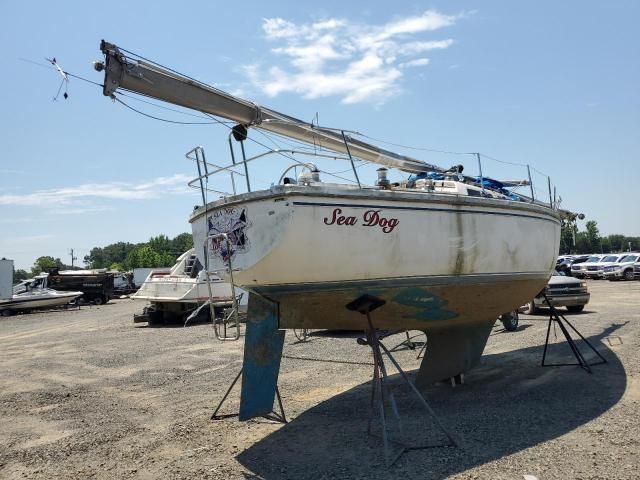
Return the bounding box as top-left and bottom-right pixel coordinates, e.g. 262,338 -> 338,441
500,311 -> 519,332
93,296 -> 103,305
1,309 -> 12,317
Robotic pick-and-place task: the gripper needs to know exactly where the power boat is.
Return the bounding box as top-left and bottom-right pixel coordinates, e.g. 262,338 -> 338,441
0,274 -> 83,315
132,249 -> 236,323
95,41 -> 571,419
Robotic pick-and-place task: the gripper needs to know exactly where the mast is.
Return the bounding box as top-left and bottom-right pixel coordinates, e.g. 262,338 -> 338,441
97,41 -> 437,174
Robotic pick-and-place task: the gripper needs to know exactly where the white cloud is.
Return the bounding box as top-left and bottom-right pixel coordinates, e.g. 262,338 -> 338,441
398,39 -> 455,55
400,58 -> 430,69
0,174 -> 192,208
246,10 -> 460,104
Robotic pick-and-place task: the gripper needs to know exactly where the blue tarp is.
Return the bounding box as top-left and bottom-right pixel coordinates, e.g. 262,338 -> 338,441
408,172 -> 522,201
473,176 -> 522,201
408,171 -> 445,182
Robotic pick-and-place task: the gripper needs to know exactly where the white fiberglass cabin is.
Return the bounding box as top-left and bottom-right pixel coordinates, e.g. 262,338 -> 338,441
132,249 -> 236,322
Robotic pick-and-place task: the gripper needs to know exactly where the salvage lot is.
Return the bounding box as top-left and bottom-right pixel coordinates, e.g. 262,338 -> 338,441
1,281 -> 639,479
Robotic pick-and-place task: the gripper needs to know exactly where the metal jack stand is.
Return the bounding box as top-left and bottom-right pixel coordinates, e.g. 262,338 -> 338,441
211,367 -> 287,423
386,331 -> 418,352
541,294 -> 607,372
347,295 -> 458,466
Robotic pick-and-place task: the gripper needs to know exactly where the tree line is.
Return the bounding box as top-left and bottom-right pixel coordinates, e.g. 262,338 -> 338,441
560,221 -> 639,255
13,233 -> 193,283
84,233 -> 193,270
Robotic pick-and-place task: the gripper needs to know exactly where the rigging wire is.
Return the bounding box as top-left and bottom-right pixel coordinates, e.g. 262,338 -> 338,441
198,112 -> 361,185
31,57 -> 555,188
355,133 -> 474,156
117,91 -> 234,122
19,58 -> 56,70
355,131 -> 554,180
113,96 -> 225,125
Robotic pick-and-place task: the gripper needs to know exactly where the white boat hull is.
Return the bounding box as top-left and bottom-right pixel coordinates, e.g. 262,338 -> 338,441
131,275 -> 233,303
1,290 -> 83,311
190,186 -> 560,330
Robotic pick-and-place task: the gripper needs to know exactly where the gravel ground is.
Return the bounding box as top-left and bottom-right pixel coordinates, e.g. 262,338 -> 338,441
0,280 -> 638,479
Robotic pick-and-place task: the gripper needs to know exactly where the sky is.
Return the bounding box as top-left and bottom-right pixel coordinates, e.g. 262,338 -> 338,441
1,1 -> 639,270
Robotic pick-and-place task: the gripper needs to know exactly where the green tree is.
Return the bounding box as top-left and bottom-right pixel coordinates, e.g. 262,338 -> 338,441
171,232 -> 193,256
109,262 -> 125,272
31,256 -> 59,276
574,232 -> 591,254
85,242 -> 138,269
127,245 -> 162,268
14,268 -> 30,283
604,234 -> 625,252
559,222 -> 577,254
585,221 -> 601,253
148,235 -> 171,256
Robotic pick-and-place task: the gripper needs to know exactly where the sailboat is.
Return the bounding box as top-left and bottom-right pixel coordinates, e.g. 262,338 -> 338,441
95,41 -> 564,419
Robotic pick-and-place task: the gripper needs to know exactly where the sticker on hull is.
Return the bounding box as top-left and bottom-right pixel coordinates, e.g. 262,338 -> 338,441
207,207 -> 251,261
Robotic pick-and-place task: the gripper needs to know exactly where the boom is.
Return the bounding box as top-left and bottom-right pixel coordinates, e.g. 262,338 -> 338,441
97,40 -> 436,174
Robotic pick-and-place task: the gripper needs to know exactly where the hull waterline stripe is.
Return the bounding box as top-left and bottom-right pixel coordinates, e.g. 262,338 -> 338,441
250,271 -> 551,295
291,201 -> 560,224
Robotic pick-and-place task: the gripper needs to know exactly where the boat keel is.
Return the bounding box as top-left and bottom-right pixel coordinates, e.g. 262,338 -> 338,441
415,320 -> 494,387
239,293 -> 285,421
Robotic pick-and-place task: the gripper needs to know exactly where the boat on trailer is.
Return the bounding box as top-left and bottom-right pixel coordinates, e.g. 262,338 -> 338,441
1,274 -> 83,315
95,41 -> 568,418
131,248 -> 237,323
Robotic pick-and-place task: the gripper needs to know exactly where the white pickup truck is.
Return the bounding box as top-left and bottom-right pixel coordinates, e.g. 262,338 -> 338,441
570,255 -> 604,278
585,254 -> 626,279
520,271 -> 590,314
603,253 -> 640,281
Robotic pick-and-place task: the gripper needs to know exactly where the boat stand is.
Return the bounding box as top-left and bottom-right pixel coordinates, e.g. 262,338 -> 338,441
385,331 -> 419,353
347,295 -> 458,466
210,367 -> 287,423
377,330 -> 427,360
541,294 -> 607,372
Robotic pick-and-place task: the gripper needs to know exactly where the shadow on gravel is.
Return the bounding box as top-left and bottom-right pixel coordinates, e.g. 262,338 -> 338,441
310,330 -> 365,339
237,324 -> 626,480
491,324 -> 533,336
526,308 -> 593,316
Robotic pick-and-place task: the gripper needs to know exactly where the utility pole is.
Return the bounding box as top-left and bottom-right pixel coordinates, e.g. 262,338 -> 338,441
69,248 -> 77,268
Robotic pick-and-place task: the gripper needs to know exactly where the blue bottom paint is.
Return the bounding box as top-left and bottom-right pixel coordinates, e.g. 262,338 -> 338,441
239,293 -> 285,421
393,287 -> 458,321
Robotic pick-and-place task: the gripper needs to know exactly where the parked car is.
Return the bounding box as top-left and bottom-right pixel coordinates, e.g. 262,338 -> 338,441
635,263 -> 640,279
603,253 -> 640,281
570,255 -> 604,278
520,271 -> 590,314
584,254 -> 626,279
556,254 -> 589,276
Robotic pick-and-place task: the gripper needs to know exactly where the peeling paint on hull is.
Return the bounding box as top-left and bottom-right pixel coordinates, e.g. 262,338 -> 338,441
253,273 -> 547,331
